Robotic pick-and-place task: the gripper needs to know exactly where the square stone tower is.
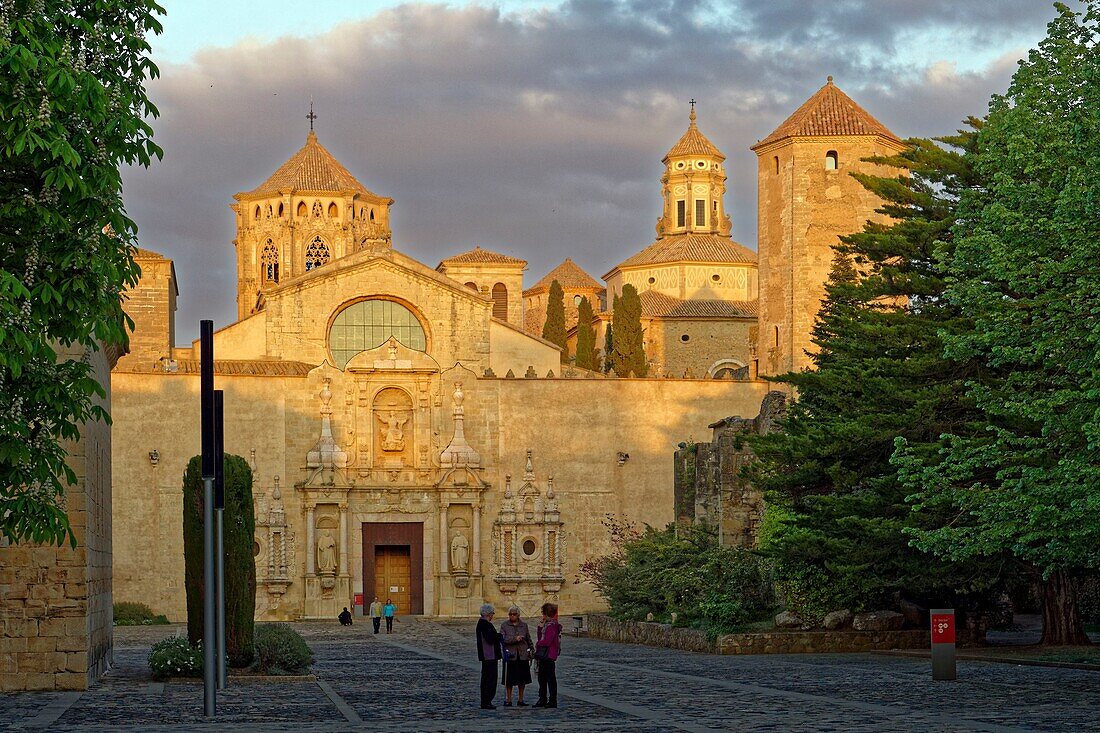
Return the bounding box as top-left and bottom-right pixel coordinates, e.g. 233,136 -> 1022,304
752,78 -> 907,376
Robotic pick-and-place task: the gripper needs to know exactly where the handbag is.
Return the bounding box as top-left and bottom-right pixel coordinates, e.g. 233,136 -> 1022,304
534,646 -> 550,661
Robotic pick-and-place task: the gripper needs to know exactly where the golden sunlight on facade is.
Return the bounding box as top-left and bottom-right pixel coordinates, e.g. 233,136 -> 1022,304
111,80 -> 901,620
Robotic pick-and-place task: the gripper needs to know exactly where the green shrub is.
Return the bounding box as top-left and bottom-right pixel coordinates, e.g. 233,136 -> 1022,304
114,602 -> 169,626
582,520 -> 776,635
148,637 -> 203,680
253,623 -> 313,675
183,454 -> 257,667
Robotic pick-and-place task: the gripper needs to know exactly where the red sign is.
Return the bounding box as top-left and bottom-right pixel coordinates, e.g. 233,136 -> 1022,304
353,593 -> 364,607
931,613 -> 955,644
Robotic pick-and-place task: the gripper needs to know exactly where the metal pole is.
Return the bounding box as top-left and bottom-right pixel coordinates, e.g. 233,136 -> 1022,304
202,477 -> 216,714
200,320 -> 216,716
214,390 -> 227,690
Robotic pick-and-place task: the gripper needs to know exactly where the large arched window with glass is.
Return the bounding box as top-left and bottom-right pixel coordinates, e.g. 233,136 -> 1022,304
328,299 -> 427,369
305,235 -> 330,271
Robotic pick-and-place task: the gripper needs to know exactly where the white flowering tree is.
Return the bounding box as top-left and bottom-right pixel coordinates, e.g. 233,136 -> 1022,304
0,1 -> 163,545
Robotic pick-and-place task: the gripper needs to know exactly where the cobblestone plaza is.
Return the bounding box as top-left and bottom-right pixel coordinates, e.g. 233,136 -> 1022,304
2,619 -> 1098,732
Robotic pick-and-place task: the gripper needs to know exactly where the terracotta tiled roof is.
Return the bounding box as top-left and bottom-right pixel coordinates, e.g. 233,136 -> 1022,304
242,131 -> 382,197
439,246 -> 527,267
664,108 -> 724,161
639,290 -> 758,319
173,359 -> 316,377
524,258 -> 604,296
133,247 -> 166,259
610,233 -> 756,274
753,77 -> 901,149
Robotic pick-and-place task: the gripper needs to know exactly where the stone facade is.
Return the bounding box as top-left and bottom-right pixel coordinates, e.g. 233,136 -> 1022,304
675,391 -> 786,547
112,82 -> 900,621
1,343 -> 118,691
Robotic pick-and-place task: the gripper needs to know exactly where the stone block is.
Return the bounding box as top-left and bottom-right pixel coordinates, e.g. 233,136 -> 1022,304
823,609 -> 853,630
25,636 -> 56,653
56,634 -> 87,652
65,652 -> 88,673
774,610 -> 803,629
852,610 -> 905,632
25,672 -> 57,690
54,671 -> 87,690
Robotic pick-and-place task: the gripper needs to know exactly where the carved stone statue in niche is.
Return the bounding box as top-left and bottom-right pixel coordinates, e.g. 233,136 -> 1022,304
376,411 -> 408,452
317,531 -> 337,574
450,532 -> 469,573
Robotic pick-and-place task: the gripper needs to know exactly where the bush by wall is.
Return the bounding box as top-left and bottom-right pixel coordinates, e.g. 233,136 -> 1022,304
113,601 -> 169,626
183,454 -> 257,667
582,520 -> 776,636
148,637 -> 203,680
253,623 -> 314,675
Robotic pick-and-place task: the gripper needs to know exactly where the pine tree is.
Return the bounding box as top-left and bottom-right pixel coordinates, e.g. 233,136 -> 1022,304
611,284 -> 647,377
575,297 -> 597,370
748,122 -> 1013,621
541,280 -> 567,362
184,454 -> 258,665
895,1 -> 1100,645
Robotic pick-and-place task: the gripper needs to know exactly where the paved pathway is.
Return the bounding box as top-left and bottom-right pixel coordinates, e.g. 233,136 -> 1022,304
3,619 -> 1100,732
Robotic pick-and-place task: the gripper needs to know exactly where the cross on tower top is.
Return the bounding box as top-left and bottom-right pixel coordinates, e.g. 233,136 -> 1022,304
689,98 -> 697,123
306,99 -> 318,131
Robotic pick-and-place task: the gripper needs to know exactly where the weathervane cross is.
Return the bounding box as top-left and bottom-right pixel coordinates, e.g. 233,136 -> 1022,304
307,99 -> 317,131
690,98 -> 696,112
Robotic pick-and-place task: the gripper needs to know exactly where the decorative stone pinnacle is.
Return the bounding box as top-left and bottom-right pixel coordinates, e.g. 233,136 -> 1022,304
272,475 -> 281,501
505,474 -> 512,497
439,380 -> 480,468
523,449 -> 535,481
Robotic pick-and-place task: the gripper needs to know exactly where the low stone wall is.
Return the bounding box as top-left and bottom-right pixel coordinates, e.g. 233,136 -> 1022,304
588,615 -> 975,656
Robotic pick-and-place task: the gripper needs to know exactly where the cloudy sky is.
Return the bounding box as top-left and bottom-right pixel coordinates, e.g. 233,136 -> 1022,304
124,0 -> 1068,343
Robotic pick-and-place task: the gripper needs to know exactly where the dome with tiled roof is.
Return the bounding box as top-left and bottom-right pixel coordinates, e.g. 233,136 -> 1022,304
664,107 -> 724,161
606,233 -> 756,277
523,258 -> 603,297
438,246 -> 527,267
752,77 -> 901,150
638,290 -> 757,319
240,131 -> 387,200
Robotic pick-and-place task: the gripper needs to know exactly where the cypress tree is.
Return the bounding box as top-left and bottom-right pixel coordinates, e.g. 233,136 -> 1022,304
611,284 -> 647,377
603,320 -> 614,374
575,296 -> 597,370
748,122 -> 1012,620
895,1 -> 1100,645
542,279 -> 567,362
183,454 -> 257,665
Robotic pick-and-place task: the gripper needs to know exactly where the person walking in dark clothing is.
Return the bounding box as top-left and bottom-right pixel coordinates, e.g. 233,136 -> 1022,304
383,599 -> 396,633
534,602 -> 562,708
476,603 -> 501,709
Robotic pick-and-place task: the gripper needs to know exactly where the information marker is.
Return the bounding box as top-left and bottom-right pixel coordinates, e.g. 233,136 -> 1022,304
931,608 -> 957,681
199,321 -> 216,715
214,390 -> 227,690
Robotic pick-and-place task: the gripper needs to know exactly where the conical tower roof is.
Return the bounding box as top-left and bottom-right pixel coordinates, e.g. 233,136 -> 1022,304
240,131 -> 386,199
524,258 -> 603,296
752,77 -> 901,149
663,107 -> 724,162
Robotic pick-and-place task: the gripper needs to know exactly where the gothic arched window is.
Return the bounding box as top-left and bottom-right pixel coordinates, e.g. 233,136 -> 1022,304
328,299 -> 427,369
492,283 -> 508,320
261,240 -> 279,283
305,236 -> 330,271
328,202 -> 338,218
297,201 -> 307,217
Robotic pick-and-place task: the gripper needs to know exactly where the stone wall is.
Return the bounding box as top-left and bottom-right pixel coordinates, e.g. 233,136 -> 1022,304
674,391 -> 786,546
0,343 -> 116,691
588,615 -> 971,655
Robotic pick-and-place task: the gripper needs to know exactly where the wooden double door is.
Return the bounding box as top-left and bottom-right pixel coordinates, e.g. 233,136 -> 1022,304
373,546 -> 411,615
362,522 -> 424,614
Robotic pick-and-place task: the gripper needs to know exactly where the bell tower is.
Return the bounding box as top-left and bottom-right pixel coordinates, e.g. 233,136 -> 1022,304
656,103 -> 732,239
231,124 -> 395,319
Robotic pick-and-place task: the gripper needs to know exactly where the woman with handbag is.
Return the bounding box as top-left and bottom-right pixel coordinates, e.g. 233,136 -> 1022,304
534,602 -> 562,708
499,605 -> 533,706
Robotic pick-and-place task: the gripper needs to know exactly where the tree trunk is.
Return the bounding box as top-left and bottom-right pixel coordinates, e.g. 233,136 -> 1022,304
1039,570 -> 1090,646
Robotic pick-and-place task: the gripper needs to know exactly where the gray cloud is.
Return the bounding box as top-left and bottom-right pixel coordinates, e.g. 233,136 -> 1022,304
121,0 -> 1056,342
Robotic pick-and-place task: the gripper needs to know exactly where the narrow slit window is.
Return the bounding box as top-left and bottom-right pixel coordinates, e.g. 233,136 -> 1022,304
695,199 -> 706,227
773,156 -> 779,174
676,200 -> 686,227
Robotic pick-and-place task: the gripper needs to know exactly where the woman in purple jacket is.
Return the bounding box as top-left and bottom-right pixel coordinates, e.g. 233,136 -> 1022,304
534,602 -> 562,708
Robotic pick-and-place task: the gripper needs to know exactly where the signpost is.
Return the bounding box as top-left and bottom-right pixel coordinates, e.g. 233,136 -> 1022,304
930,608 -> 957,681
199,321 -> 216,715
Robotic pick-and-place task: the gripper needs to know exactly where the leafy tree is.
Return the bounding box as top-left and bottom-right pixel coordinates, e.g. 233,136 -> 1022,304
609,284 -> 647,377
574,296 -> 598,370
541,279 -> 567,362
749,123 -> 1013,621
894,1 -> 1100,646
0,1 -> 163,545
183,454 -> 257,666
